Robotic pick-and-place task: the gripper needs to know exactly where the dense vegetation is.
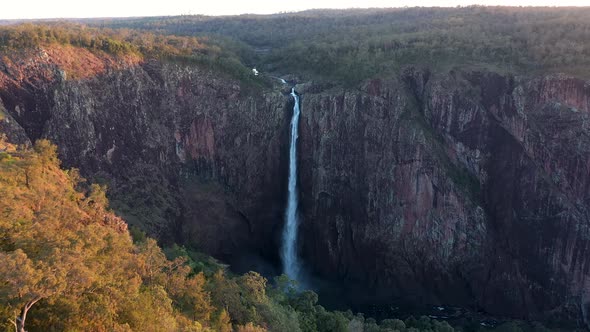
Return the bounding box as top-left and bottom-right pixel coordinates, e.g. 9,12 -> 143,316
5,7 -> 590,85
0,139 -> 566,331
0,23 -> 264,86
86,7 -> 590,84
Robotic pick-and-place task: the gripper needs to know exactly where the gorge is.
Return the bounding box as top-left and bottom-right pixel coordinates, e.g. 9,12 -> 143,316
1,8 -> 590,330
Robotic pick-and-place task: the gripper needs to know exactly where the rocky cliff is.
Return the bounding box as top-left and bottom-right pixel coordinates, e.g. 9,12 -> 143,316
297,69 -> 590,325
1,46 -> 589,326
0,46 -> 292,269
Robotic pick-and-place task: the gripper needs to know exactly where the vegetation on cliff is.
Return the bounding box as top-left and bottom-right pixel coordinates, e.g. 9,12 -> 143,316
0,23 -> 263,86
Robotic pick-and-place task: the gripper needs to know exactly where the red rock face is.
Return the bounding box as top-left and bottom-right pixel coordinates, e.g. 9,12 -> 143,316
186,115 -> 216,160
1,46 -> 589,326
0,46 -> 141,141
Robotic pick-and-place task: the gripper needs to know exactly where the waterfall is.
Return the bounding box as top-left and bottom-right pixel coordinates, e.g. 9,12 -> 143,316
281,88 -> 302,283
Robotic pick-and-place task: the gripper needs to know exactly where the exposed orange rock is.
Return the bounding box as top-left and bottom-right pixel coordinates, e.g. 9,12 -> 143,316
0,44 -> 142,89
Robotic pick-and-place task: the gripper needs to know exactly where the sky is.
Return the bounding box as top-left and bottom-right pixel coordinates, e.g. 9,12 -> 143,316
2,0 -> 588,19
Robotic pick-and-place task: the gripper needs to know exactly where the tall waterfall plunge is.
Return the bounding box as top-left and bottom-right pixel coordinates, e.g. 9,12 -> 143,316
281,88 -> 303,283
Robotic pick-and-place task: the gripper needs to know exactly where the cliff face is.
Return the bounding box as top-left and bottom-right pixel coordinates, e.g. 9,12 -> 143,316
1,46 -> 589,325
297,76 -> 488,311
0,47 -> 291,267
424,71 -> 590,321
46,62 -> 292,259
297,70 -> 590,324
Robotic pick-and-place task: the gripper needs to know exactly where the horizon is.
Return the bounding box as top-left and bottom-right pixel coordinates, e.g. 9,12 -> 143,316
2,1 -> 589,20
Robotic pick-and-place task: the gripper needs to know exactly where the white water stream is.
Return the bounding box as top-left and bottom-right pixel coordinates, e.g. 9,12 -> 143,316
281,87 -> 302,283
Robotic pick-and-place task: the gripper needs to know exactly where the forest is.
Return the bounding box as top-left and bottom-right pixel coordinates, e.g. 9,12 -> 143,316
78,7 -> 590,84
4,7 -> 590,84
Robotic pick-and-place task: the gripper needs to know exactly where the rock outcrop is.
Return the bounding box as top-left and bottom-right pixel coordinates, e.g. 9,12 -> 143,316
1,46 -> 589,326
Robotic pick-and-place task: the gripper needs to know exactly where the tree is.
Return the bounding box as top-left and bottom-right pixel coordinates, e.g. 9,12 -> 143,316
239,272 -> 267,304
0,141 -> 139,331
0,250 -> 58,332
315,306 -> 349,332
236,322 -> 267,332
213,309 -> 232,332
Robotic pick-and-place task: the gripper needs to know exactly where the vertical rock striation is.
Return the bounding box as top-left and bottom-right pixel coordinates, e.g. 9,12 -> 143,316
297,69 -> 590,324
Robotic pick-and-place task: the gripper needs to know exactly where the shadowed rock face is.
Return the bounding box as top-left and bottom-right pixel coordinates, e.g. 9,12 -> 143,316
298,75 -> 488,315
1,47 -> 589,326
429,71 -> 590,317
297,69 -> 590,324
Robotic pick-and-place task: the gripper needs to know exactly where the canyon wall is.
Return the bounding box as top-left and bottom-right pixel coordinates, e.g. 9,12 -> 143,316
1,47 -> 589,325
297,69 -> 590,324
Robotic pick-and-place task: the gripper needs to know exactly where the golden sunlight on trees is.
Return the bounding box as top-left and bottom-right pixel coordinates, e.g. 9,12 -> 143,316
0,139 -> 210,331
0,250 -> 55,332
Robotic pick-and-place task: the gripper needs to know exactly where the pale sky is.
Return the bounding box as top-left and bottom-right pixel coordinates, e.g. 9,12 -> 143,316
2,0 -> 588,19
